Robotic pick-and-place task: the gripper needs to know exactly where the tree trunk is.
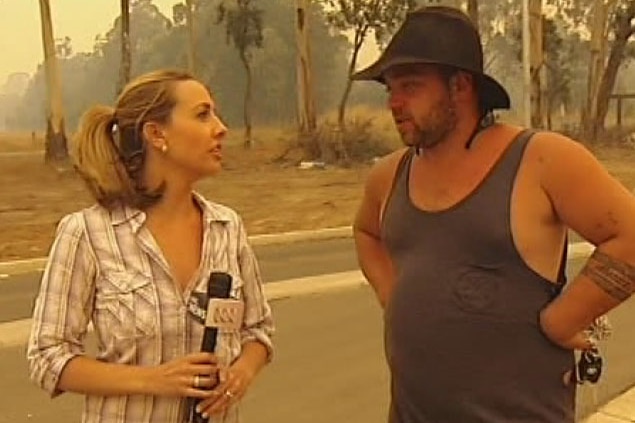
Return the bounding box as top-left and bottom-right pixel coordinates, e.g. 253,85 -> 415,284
581,0 -> 611,139
529,0 -> 544,128
185,0 -> 198,75
239,50 -> 253,149
467,0 -> 479,32
38,0 -> 68,162
337,78 -> 354,130
546,93 -> 553,131
591,3 -> 635,141
425,0 -> 460,6
337,31 -> 365,131
118,0 -> 131,94
295,0 -> 317,135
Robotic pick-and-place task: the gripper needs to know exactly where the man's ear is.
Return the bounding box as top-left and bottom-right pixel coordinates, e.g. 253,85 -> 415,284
450,72 -> 474,93
449,72 -> 478,103
141,121 -> 166,151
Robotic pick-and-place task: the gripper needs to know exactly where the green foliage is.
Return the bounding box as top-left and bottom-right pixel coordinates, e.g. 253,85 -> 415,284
172,2 -> 188,26
547,0 -> 635,52
282,116 -> 398,164
216,0 -> 264,54
6,0 -> 352,132
323,0 -> 416,48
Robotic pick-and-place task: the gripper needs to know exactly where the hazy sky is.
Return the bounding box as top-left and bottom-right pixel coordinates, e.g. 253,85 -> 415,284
0,0 -> 381,89
0,0 -> 175,84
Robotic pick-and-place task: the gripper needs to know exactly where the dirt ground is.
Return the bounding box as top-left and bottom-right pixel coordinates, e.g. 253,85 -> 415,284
1,131 -> 635,261
0,131 -> 371,261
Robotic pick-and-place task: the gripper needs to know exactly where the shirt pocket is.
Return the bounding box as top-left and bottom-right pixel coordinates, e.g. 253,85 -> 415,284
451,263 -> 504,318
94,270 -> 158,341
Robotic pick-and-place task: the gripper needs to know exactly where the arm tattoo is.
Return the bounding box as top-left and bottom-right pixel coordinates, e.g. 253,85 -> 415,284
581,250 -> 635,302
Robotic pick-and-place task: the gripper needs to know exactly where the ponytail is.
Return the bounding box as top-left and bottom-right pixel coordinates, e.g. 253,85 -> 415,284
71,105 -> 136,208
72,69 -> 195,209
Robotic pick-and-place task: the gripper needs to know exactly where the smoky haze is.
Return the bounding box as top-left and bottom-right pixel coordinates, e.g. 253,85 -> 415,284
1,0 -> 634,134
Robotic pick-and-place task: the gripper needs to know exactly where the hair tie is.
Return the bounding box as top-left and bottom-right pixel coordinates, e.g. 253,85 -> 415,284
110,117 -> 119,138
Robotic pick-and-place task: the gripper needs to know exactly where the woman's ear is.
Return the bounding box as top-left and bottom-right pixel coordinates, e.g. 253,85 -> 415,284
142,121 -> 167,152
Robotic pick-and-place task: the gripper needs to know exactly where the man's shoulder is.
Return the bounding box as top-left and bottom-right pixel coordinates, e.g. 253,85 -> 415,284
514,127 -> 606,191
484,123 -> 584,160
368,147 -> 411,181
360,148 -> 412,210
521,127 -> 592,163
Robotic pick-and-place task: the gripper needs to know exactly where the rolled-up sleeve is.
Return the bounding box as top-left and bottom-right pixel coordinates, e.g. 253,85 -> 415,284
236,219 -> 274,360
27,212 -> 96,397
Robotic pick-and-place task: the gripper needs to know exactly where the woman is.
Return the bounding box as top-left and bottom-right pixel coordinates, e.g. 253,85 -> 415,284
27,69 -> 274,423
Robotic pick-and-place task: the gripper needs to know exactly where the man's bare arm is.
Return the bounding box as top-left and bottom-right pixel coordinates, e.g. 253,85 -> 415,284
540,249 -> 634,347
354,221 -> 395,309
581,250 -> 635,302
535,133 -> 635,346
353,151 -> 404,308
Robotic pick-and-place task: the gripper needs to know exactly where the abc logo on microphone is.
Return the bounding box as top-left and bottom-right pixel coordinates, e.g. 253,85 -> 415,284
205,299 -> 244,331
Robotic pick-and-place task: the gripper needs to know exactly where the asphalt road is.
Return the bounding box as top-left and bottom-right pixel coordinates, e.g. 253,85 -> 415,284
1,237 -> 633,422
0,238 -> 357,323
2,277 -> 634,423
0,231 -> 589,324
1,287 -> 387,423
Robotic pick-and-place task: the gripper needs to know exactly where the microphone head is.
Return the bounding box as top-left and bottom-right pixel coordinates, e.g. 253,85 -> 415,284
208,272 -> 232,299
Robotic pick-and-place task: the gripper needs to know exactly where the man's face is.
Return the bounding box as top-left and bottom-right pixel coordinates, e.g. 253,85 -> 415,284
384,64 -> 457,151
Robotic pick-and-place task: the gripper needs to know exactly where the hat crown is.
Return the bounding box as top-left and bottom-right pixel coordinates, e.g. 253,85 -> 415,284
383,6 -> 484,73
351,6 -> 511,111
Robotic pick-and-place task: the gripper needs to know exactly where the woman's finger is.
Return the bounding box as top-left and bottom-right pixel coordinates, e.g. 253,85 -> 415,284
186,364 -> 218,377
184,352 -> 218,364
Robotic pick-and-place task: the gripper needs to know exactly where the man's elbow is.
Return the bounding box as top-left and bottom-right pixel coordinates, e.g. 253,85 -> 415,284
595,230 -> 635,266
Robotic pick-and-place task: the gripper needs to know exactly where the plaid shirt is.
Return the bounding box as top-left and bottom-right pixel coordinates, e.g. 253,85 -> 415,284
27,193 -> 274,423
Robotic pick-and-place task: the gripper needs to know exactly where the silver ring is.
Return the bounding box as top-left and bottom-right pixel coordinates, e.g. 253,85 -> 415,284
193,375 -> 201,388
224,390 -> 234,398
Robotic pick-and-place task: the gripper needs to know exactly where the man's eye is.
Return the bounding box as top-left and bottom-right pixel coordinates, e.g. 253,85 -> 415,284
403,81 -> 418,91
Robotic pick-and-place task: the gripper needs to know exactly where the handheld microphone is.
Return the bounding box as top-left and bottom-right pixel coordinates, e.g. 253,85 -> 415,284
201,272 -> 233,353
191,272 -> 232,423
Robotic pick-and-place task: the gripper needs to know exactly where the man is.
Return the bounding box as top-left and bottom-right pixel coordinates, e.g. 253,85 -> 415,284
352,6 -> 635,423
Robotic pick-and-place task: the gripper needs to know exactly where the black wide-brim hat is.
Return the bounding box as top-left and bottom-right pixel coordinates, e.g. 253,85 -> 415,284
352,6 -> 510,111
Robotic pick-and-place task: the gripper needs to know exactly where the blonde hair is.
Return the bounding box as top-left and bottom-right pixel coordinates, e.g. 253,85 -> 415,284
72,69 -> 196,209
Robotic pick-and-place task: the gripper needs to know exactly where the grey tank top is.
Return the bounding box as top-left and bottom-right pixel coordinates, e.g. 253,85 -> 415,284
382,130 -> 575,423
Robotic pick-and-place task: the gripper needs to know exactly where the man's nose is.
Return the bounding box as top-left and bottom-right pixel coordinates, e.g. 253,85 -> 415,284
388,91 -> 405,110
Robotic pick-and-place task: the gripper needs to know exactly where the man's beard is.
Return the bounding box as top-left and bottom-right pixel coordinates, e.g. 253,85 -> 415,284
402,95 -> 458,151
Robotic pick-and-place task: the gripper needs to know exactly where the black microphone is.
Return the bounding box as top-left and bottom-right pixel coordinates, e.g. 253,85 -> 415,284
191,272 -> 232,423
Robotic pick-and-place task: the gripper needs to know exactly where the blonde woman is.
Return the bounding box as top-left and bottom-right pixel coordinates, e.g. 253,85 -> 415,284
27,69 -> 274,423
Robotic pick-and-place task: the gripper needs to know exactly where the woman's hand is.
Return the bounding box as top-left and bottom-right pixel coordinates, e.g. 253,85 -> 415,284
145,352 -> 219,398
195,363 -> 255,418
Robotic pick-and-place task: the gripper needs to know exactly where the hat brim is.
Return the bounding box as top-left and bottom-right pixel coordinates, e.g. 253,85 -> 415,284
352,57 -> 510,111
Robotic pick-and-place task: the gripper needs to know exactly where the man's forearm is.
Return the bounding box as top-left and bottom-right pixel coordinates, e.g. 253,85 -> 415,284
540,248 -> 634,344
354,230 -> 395,308
580,250 -> 635,301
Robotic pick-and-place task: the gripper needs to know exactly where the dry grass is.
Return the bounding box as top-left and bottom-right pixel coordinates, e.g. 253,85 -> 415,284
0,132 -> 45,152
0,135 -> 370,260
1,112 -> 635,261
